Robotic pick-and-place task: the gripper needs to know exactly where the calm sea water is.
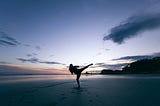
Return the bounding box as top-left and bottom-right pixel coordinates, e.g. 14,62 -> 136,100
0,74 -> 160,83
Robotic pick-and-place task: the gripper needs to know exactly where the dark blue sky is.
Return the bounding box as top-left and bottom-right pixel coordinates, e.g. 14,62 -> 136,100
0,0 -> 160,74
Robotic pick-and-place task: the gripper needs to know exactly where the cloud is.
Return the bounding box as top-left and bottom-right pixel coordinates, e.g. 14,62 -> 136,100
35,46 -> 41,50
17,57 -> 39,63
96,52 -> 102,56
0,31 -> 21,46
26,53 -> 38,57
153,52 -> 160,56
113,52 -> 160,61
17,57 -> 65,65
26,54 -> 32,57
105,49 -> 110,51
0,40 -> 17,46
1,35 -> 20,45
0,61 -> 11,64
0,31 -> 41,50
39,61 -> 65,65
23,44 -> 31,47
94,62 -> 128,70
113,55 -> 151,61
95,52 -> 160,70
103,13 -> 160,44
49,55 -> 54,57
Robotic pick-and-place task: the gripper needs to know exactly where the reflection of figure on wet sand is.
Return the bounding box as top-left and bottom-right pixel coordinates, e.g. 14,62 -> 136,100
69,63 -> 93,88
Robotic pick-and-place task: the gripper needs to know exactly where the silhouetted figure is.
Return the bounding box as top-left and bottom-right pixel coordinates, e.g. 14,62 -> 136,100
69,63 -> 93,88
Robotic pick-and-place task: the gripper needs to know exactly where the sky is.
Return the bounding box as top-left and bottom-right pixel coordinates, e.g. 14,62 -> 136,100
0,0 -> 160,74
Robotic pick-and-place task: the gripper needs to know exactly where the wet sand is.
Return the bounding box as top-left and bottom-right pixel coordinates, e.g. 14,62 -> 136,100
0,75 -> 160,106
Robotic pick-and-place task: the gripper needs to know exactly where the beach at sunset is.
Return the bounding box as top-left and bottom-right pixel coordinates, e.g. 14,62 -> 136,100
1,74 -> 160,106
1,0 -> 160,106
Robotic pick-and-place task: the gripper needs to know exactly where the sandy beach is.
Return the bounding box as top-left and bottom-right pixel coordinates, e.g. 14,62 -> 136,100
0,74 -> 160,106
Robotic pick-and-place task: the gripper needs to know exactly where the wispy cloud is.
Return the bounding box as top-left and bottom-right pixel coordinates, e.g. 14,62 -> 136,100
95,52 -> 102,56
17,57 -> 39,63
17,57 -> 65,65
0,61 -> 11,64
0,31 -> 42,51
94,62 -> 127,70
23,44 -> 31,47
0,31 -> 21,46
153,52 -> 160,56
49,55 -> 54,57
26,53 -> 38,57
113,52 -> 160,61
35,46 -> 41,50
105,49 -> 110,51
39,61 -> 65,65
113,55 -> 151,61
103,13 -> 160,44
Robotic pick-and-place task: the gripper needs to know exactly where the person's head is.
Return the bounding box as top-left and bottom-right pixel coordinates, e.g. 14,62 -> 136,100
69,64 -> 73,67
69,64 -> 74,74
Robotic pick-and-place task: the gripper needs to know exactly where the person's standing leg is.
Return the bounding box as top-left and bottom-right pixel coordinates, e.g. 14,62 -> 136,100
76,73 -> 81,88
